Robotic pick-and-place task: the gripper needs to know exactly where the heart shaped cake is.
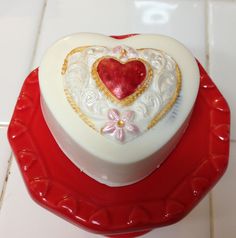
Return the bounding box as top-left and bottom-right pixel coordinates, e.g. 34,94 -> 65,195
39,33 -> 199,186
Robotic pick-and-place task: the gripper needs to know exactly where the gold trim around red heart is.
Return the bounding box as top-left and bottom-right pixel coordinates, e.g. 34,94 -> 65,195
91,57 -> 153,106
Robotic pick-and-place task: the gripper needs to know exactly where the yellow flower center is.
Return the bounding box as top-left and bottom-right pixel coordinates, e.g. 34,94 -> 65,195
117,120 -> 125,128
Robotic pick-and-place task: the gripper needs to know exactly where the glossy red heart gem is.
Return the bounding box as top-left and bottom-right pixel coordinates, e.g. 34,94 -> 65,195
97,58 -> 147,100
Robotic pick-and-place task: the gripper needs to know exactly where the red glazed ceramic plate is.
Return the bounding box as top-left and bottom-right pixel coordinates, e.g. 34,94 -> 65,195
8,42 -> 230,237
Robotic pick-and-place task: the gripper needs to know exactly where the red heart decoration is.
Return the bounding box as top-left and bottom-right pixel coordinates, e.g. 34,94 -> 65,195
96,58 -> 147,100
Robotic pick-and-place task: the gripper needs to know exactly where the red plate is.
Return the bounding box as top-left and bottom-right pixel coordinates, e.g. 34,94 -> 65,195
8,47 -> 230,237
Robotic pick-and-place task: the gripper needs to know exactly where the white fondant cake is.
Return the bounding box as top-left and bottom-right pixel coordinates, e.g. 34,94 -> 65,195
39,33 -> 200,187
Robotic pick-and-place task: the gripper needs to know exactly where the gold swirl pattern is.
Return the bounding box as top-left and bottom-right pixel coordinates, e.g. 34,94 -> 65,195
64,89 -> 97,131
61,46 -> 91,75
147,65 -> 182,129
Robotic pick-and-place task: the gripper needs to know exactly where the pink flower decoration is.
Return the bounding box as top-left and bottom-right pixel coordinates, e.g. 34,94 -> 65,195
102,109 -> 139,142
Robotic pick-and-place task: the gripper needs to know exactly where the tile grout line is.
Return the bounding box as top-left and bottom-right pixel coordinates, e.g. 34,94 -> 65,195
205,1 -> 215,238
29,0 -> 48,70
209,192 -> 215,238
0,155 -> 13,210
0,123 -> 9,127
0,0 -> 48,212
0,125 -> 8,129
205,0 -> 210,72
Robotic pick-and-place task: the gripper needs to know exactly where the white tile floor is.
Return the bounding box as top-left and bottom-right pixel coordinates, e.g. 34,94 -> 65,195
0,0 -> 235,237
0,128 -> 11,199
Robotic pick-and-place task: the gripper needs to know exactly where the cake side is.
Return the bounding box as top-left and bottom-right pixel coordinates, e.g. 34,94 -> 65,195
41,94 -> 192,186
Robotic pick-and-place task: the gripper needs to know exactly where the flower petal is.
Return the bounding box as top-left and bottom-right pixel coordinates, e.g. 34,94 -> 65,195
108,109 -> 120,121
115,128 -> 125,142
122,110 -> 134,122
102,122 -> 116,134
125,123 -> 139,134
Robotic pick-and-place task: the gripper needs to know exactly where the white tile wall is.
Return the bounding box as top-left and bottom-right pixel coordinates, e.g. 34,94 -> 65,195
0,0 -> 235,237
209,1 -> 236,140
0,0 -> 45,125
33,0 -> 206,67
0,128 -> 11,201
